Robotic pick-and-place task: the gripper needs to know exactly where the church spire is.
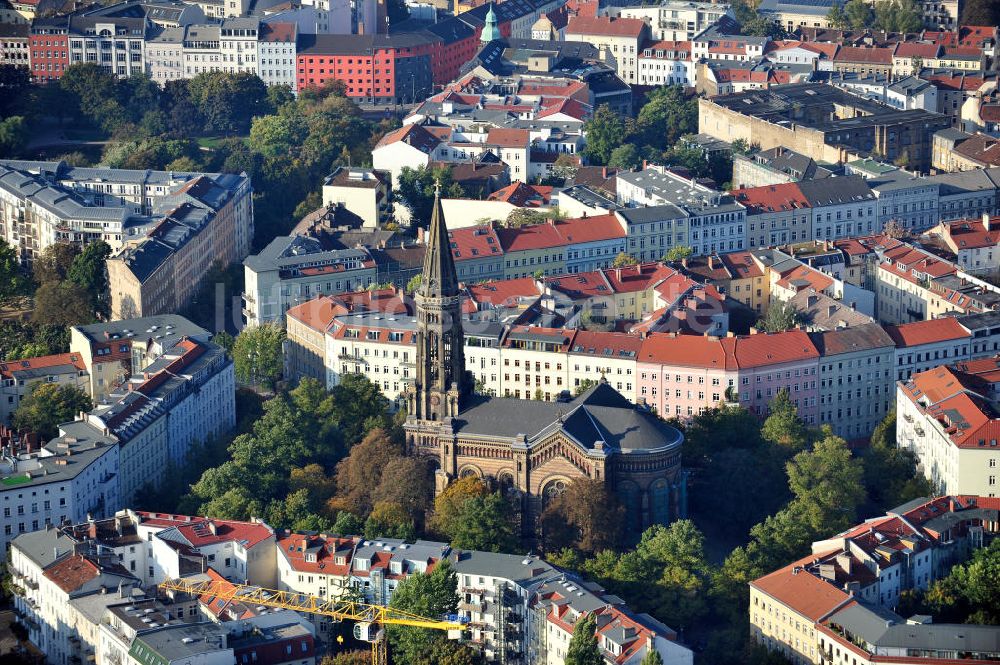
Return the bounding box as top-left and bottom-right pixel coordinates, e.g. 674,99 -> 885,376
419,183 -> 459,300
408,182 -> 469,422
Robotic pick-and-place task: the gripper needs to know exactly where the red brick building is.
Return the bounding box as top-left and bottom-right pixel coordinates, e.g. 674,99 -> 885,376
29,17 -> 68,82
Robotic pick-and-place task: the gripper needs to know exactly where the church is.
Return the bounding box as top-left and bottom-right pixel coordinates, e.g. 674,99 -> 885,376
404,191 -> 688,537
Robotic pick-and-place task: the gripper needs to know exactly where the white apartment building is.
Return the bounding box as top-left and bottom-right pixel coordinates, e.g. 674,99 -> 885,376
257,21 -> 296,90
146,26 -> 184,82
0,427 -> 119,559
637,41 -> 693,86
610,0 -> 730,41
897,361 -> 1000,497
67,15 -> 147,78
0,353 -> 90,426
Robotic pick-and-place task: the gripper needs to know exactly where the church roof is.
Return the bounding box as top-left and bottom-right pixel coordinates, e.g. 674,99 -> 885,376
453,381 -> 682,452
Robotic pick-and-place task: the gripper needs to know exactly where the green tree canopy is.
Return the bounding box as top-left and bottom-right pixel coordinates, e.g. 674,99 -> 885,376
12,383 -> 92,440
636,86 -> 698,152
0,238 -> 24,305
760,300 -> 802,332
32,281 -> 97,327
612,252 -> 639,268
232,323 -> 286,390
608,143 -> 642,169
583,104 -> 628,165
786,433 -> 866,533
565,613 -> 602,665
662,245 -> 694,262
396,165 -> 464,226
67,240 -> 111,318
388,559 -> 460,665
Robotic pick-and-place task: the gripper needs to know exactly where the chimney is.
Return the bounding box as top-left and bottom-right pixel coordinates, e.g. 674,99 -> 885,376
828,304 -> 837,317
681,257 -> 688,268
88,521 -> 98,539
602,166 -> 607,178
984,212 -> 991,231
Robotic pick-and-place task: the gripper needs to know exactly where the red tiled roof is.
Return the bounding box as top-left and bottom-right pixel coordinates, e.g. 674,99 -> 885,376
172,517 -> 274,549
883,317 -> 969,347
545,270 -> 614,299
751,551 -> 850,621
497,221 -> 565,252
602,262 -> 675,293
800,42 -> 838,58
276,532 -> 357,576
0,352 -> 87,379
260,21 -> 295,42
374,123 -> 442,153
776,264 -> 834,293
286,296 -> 345,332
639,333 -> 735,369
641,39 -> 691,55
43,555 -> 101,593
488,182 -> 551,206
732,329 -> 819,367
893,42 -> 940,58
486,127 -> 530,148
467,277 -> 541,308
731,182 -> 809,214
720,251 -> 765,279
569,330 -> 642,358
449,224 -> 504,261
553,214 -> 625,244
538,97 -> 591,120
936,216 -> 1000,250
834,46 -> 894,64
566,15 -> 647,38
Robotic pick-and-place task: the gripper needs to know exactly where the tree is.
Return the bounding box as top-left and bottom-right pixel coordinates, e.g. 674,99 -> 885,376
364,501 -> 416,540
583,104 -> 628,166
612,252 -> 638,268
12,383 -> 92,440
873,0 -> 921,31
608,144 -> 642,169
574,378 -> 597,396
321,652 -> 370,665
33,244 -> 80,285
731,138 -> 753,156
844,0 -> 874,28
333,510 -> 365,535
187,71 -> 270,134
883,219 -> 908,239
406,274 -> 423,294
67,240 -> 111,317
760,300 -> 802,332
32,281 -> 96,326
232,323 -> 285,390
388,560 -> 459,665
433,482 -> 517,552
396,165 -> 463,226
961,0 -> 1000,25
636,86 -> 697,153
640,650 -> 664,665
0,65 -> 32,117
826,2 -> 848,27
761,389 -> 812,453
0,116 -> 28,158
331,428 -> 404,517
565,613 -> 602,665
0,238 -> 24,305
864,409 -> 933,510
538,478 -> 625,554
662,245 -> 694,262
505,208 -> 548,228
786,433 -> 866,533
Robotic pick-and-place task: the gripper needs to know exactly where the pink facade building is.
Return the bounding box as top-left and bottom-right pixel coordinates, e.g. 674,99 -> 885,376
637,329 -> 820,422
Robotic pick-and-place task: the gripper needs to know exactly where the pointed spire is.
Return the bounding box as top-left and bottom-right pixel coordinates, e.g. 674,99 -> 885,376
419,182 -> 459,298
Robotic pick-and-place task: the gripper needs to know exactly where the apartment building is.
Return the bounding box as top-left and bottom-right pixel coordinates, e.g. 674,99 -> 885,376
73,333 -> 234,504
609,0 -> 729,41
321,167 -> 391,229
565,16 -> 649,84
108,175 -> 255,319
242,236 -> 377,326
885,316 -> 976,382
257,21 -> 297,90
733,181 -> 812,249
922,214 -> 1000,274
751,495 -> 1000,665
0,353 -> 89,425
616,168 -> 747,256
635,329 -> 819,422
9,510 -> 278,664
0,428 -> 119,559
0,22 -> 30,66
897,360 -> 1000,496
636,40 -> 692,86
69,315 -> 212,401
875,240 -> 959,324
809,323 -> 895,441
797,176 -> 877,242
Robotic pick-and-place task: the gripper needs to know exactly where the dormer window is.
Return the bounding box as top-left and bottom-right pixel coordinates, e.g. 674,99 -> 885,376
390,561 -> 402,574
305,552 -> 317,563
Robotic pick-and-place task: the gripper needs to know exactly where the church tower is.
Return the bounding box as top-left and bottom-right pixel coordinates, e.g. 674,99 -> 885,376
407,186 -> 469,422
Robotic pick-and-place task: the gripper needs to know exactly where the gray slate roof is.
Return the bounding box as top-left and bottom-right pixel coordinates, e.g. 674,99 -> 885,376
455,381 -> 683,452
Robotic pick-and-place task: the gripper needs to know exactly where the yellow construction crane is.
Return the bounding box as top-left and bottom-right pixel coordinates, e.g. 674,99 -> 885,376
158,577 -> 467,665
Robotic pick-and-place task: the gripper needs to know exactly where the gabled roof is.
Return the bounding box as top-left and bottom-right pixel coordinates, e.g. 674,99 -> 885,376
566,15 -> 646,38
751,551 -> 850,621
374,123 -> 442,153
883,317 -> 970,347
